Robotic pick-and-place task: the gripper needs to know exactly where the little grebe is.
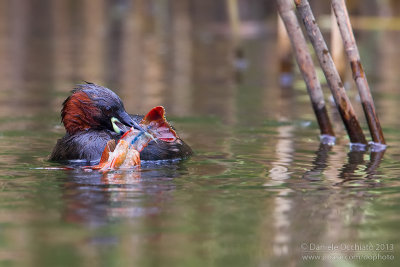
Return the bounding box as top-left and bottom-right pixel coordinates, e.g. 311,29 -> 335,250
50,82 -> 192,163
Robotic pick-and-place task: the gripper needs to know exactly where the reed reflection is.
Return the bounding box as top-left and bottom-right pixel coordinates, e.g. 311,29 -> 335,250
302,144 -> 332,181
266,142 -> 386,264
336,150 -> 385,187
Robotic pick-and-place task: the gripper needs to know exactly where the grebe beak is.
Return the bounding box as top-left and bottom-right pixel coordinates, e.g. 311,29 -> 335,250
114,111 -> 149,134
111,116 -> 158,143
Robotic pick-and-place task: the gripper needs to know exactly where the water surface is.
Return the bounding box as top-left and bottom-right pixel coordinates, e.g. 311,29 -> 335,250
1,1 -> 400,267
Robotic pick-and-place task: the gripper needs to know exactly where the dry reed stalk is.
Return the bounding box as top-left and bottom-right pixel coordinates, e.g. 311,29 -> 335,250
277,0 -> 335,140
295,0 -> 367,145
332,0 -> 385,146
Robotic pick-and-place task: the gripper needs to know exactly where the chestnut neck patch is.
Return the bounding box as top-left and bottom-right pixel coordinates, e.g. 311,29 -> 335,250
62,91 -> 101,134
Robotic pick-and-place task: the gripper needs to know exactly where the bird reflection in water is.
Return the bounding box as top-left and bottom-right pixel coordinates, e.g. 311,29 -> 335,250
60,163 -> 183,226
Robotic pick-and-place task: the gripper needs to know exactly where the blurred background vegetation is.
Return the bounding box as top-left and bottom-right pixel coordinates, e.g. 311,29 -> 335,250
2,0 -> 400,120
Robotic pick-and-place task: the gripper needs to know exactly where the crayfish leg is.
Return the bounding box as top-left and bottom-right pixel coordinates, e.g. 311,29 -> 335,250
99,140 -> 116,164
121,148 -> 141,168
110,140 -> 129,169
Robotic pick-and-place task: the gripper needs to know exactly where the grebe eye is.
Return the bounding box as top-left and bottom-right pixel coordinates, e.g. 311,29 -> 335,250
105,106 -> 115,116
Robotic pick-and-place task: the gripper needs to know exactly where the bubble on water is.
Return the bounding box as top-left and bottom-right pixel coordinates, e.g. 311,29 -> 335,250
369,142 -> 387,152
320,134 -> 336,145
349,142 -> 367,151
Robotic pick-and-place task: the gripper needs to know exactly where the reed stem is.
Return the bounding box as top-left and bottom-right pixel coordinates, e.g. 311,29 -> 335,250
331,0 -> 385,145
277,0 -> 335,139
294,0 -> 367,145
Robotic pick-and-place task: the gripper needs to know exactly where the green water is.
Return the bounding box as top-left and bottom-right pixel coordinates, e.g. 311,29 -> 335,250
1,1 -> 400,266
1,91 -> 400,267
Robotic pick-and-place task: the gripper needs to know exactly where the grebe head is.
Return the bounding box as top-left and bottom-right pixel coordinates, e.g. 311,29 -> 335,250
61,82 -> 138,135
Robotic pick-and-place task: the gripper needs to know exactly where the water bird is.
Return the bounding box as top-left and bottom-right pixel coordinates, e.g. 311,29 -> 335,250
50,82 -> 192,163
